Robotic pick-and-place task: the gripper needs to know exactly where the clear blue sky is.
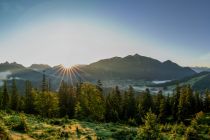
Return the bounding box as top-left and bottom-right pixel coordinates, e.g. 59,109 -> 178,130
0,0 -> 210,67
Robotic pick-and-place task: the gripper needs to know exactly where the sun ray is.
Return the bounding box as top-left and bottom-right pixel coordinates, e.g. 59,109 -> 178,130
70,67 -> 79,83
69,68 -> 73,86
72,65 -> 88,82
58,66 -> 67,89
71,66 -> 86,82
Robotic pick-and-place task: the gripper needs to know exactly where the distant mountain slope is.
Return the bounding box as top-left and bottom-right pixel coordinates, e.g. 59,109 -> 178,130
151,71 -> 210,92
81,54 -> 196,80
0,62 -> 25,72
191,67 -> 210,73
29,64 -> 51,71
0,54 -> 197,92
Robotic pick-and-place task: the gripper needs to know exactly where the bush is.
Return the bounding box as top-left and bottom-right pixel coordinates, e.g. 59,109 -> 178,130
0,120 -> 11,140
160,124 -> 172,132
136,110 -> 162,140
11,114 -> 29,132
111,128 -> 137,140
127,118 -> 137,126
171,122 -> 186,135
184,126 -> 198,140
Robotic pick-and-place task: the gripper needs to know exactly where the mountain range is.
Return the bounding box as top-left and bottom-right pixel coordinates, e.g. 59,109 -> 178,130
0,54 -> 199,92
81,54 -> 195,80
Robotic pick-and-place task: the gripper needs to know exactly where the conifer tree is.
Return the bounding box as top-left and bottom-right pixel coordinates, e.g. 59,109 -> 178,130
136,109 -> 160,139
140,88 -> 154,115
24,80 -> 36,114
158,98 -> 166,122
203,90 -> 210,112
2,80 -> 9,109
127,85 -> 136,118
194,91 -> 202,113
97,80 -> 103,92
105,86 -> 122,122
172,84 -> 181,121
10,79 -> 19,111
58,81 -> 76,117
42,70 -> 47,92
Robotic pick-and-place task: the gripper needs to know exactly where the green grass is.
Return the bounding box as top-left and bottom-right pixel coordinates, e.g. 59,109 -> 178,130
0,110 -> 210,140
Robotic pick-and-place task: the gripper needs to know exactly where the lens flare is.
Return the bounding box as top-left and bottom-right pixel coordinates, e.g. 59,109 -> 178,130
53,64 -> 86,87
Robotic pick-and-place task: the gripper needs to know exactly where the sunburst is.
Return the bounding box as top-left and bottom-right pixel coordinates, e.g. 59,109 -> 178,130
54,64 -> 86,87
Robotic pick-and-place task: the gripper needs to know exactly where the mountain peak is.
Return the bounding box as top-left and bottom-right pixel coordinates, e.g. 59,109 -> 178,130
163,60 -> 173,64
85,54 -> 195,80
29,64 -> 51,71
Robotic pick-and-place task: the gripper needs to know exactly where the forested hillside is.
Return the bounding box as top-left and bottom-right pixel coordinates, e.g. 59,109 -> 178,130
0,73 -> 210,139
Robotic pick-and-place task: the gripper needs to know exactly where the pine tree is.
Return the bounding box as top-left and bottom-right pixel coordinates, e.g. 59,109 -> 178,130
105,86 -> 122,122
42,70 -> 47,92
35,91 -> 59,118
172,84 -> 181,121
136,109 -> 160,139
58,81 -> 76,117
185,85 -> 194,115
2,80 -> 9,109
140,88 -> 154,115
97,80 -> 103,92
10,79 -> 19,111
127,85 -> 136,118
78,83 -> 105,121
203,90 -> 210,112
24,80 -> 36,114
158,98 -> 166,122
194,92 -> 202,113
154,90 -> 164,115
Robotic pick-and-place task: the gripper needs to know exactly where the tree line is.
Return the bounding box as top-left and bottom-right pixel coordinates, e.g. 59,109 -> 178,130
0,73 -> 210,125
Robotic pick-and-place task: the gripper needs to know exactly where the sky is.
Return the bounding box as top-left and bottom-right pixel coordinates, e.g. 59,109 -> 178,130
0,0 -> 210,67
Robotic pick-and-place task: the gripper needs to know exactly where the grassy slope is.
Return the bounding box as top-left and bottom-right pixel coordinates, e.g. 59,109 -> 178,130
0,111 -> 210,140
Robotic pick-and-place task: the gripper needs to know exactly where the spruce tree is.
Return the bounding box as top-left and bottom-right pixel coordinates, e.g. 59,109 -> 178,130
136,109 -> 160,139
105,86 -> 122,122
97,80 -> 103,92
10,79 -> 19,111
24,80 -> 36,114
172,84 -> 181,121
2,80 -> 9,109
127,85 -> 136,118
140,88 -> 154,115
42,70 -> 47,92
203,90 -> 210,112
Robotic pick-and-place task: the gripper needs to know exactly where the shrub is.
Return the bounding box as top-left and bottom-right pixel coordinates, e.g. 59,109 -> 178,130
11,114 -> 29,132
136,110 -> 162,140
171,122 -> 186,135
184,126 -> 198,140
111,128 -> 137,140
160,124 -> 172,132
0,120 -> 11,140
127,118 -> 137,126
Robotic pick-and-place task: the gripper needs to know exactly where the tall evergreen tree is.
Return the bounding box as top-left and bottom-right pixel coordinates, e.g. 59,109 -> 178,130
154,90 -> 164,115
58,81 -> 76,117
172,84 -> 181,121
138,88 -> 154,115
97,80 -> 103,92
105,86 -> 122,122
42,70 -> 47,92
1,80 -> 9,109
10,79 -> 19,111
203,90 -> 210,112
194,91 -> 202,113
24,80 -> 36,114
127,85 -> 136,118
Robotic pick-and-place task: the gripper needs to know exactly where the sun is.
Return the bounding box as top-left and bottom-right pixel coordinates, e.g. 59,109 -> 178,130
52,64 -> 86,87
